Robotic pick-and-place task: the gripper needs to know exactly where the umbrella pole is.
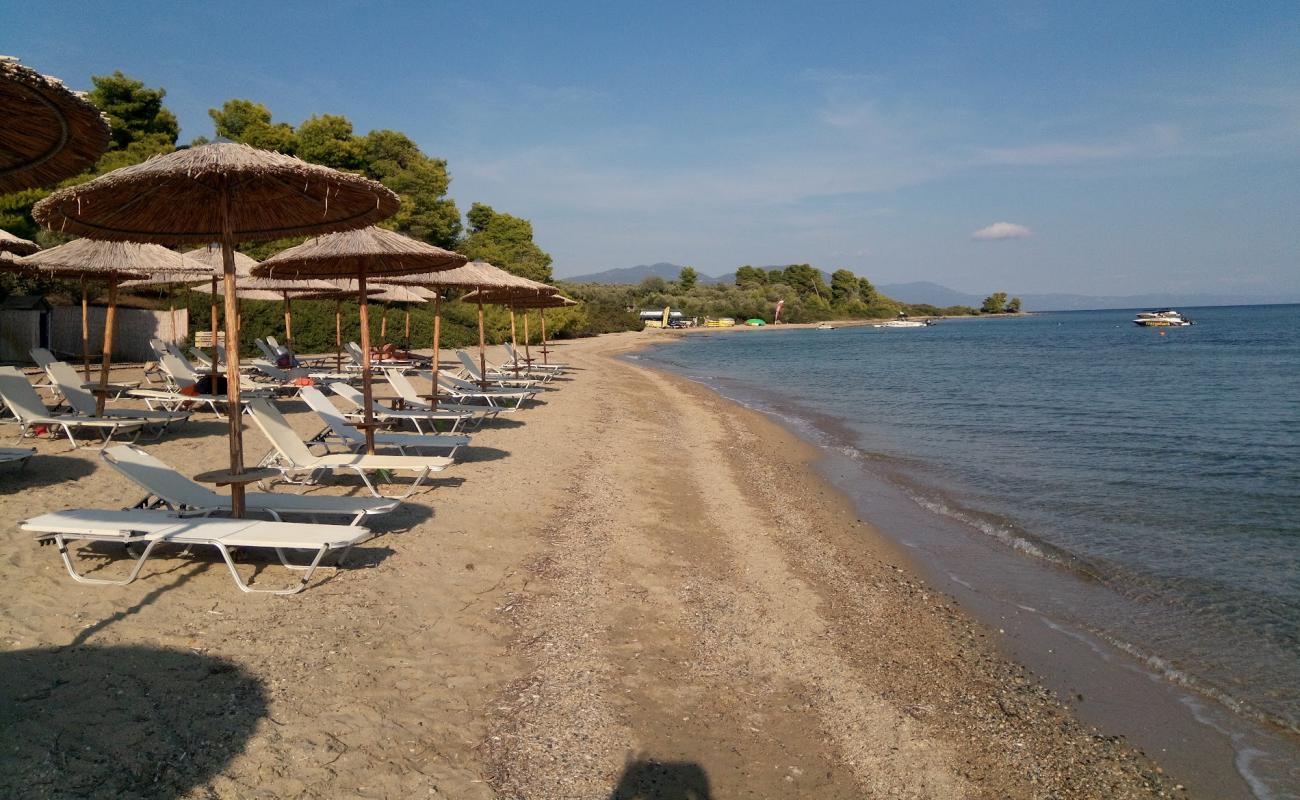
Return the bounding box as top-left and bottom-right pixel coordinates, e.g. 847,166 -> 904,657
220,195 -> 247,518
358,275 -> 376,454
404,308 -> 410,345
283,293 -> 293,356
80,278 -> 90,381
380,304 -> 388,348
168,291 -> 177,343
509,307 -> 517,369
524,310 -> 532,366
209,274 -> 219,379
430,292 -> 442,409
477,293 -> 489,389
95,279 -> 118,416
335,298 -> 343,372
541,309 -> 549,365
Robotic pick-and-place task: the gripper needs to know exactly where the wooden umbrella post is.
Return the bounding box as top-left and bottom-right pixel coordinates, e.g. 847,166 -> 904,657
335,298 -> 343,372
404,307 -> 411,346
283,293 -> 293,355
95,279 -> 118,416
80,277 -> 90,380
540,308 -> 549,365
219,192 -> 247,518
357,274 -> 376,454
380,304 -> 388,346
208,273 -> 219,378
508,307 -> 518,370
430,292 -> 441,409
168,290 -> 177,342
523,310 -> 532,366
477,292 -> 489,389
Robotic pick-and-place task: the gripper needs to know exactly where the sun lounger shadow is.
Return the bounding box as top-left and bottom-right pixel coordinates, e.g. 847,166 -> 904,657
0,454 -> 96,492
608,756 -> 713,800
0,644 -> 267,798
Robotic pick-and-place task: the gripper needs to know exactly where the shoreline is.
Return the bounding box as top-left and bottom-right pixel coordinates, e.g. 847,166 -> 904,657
1,331 -> 1185,798
629,330 -> 1300,799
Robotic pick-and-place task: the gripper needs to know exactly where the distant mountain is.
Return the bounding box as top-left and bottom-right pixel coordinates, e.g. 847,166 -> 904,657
563,262 -> 690,284
876,281 -> 983,308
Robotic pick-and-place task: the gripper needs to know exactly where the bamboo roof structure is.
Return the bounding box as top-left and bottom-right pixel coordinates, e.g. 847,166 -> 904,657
0,56 -> 111,193
381,260 -> 544,292
17,238 -> 208,281
462,290 -> 577,308
32,141 -> 399,244
252,226 -> 466,279
0,228 -> 40,255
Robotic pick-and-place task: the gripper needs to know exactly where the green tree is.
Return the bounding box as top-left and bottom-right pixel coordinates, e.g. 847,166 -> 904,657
1007,296 -> 1022,313
89,71 -> 179,154
209,99 -> 297,153
459,202 -> 553,282
767,268 -> 785,284
830,269 -> 860,305
296,114 -> 362,169
857,277 -> 877,304
782,264 -> 828,300
734,265 -> 766,288
678,266 -> 699,291
981,291 -> 1009,314
360,130 -> 460,247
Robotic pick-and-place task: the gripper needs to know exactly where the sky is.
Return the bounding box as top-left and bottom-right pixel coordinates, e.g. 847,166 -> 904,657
4,1 -> 1298,296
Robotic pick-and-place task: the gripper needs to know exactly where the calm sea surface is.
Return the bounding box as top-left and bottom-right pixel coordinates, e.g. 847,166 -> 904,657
637,305 -> 1300,793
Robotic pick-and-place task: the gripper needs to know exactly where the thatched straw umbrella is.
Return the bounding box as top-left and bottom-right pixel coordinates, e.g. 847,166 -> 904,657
19,239 -> 208,410
254,226 -> 465,452
293,282 -> 384,371
384,261 -> 546,397
0,56 -> 111,193
462,290 -> 575,368
370,283 -> 434,346
0,229 -> 40,256
192,272 -> 335,356
32,141 -> 398,516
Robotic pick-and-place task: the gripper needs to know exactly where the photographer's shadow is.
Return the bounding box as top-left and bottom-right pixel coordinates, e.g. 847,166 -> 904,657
609,755 -> 712,800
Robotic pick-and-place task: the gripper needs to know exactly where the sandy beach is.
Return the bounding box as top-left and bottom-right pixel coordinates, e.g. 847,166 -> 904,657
0,332 -> 1186,799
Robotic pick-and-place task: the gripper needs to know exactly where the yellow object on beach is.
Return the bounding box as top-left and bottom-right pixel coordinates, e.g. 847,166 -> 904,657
705,317 -> 736,327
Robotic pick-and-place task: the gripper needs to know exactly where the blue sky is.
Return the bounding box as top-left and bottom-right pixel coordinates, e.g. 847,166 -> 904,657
5,1 -> 1298,295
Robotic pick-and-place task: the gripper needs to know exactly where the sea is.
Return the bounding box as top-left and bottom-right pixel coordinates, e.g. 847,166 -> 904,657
635,305 -> 1300,799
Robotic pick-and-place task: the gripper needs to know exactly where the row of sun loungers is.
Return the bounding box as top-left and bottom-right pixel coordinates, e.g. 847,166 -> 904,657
9,340 -> 571,594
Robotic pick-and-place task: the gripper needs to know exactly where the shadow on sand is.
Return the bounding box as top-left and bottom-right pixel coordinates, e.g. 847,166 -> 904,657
608,756 -> 713,800
0,644 -> 266,798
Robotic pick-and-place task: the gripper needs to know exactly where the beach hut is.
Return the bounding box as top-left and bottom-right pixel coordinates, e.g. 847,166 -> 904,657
0,56 -> 110,193
33,141 -> 399,516
254,226 -> 466,453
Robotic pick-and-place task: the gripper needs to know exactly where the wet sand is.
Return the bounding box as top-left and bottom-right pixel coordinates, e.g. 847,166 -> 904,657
0,332 -> 1185,798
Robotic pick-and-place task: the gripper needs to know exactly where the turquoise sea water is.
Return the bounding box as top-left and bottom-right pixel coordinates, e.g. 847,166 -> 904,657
638,305 -> 1300,794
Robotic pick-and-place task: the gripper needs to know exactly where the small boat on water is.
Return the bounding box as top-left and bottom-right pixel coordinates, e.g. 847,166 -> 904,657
872,313 -> 934,329
816,322 -> 835,330
1133,309 -> 1193,327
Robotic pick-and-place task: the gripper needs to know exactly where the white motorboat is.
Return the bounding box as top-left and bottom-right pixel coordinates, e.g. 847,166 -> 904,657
1133,309 -> 1193,327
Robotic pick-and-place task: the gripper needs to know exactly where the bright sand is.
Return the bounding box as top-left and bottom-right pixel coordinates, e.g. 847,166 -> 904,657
0,331 -> 1186,798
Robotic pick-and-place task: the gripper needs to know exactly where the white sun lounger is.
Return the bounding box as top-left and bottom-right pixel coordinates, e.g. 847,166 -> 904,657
43,360 -> 190,435
327,382 -> 482,433
502,342 -> 567,375
389,368 -> 527,414
23,508 -> 370,594
247,399 -> 454,498
31,348 -> 140,397
300,386 -> 470,457
0,367 -> 145,450
455,351 -> 540,389
101,444 -> 399,525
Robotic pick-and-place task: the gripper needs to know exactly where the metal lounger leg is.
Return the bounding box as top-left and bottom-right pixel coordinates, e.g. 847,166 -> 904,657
56,534 -> 161,586
212,542 -> 329,594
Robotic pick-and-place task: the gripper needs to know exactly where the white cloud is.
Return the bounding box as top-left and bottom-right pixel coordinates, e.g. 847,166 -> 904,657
972,222 -> 1033,240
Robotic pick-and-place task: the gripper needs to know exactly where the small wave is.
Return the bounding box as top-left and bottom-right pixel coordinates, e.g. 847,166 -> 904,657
910,494 -> 1060,564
